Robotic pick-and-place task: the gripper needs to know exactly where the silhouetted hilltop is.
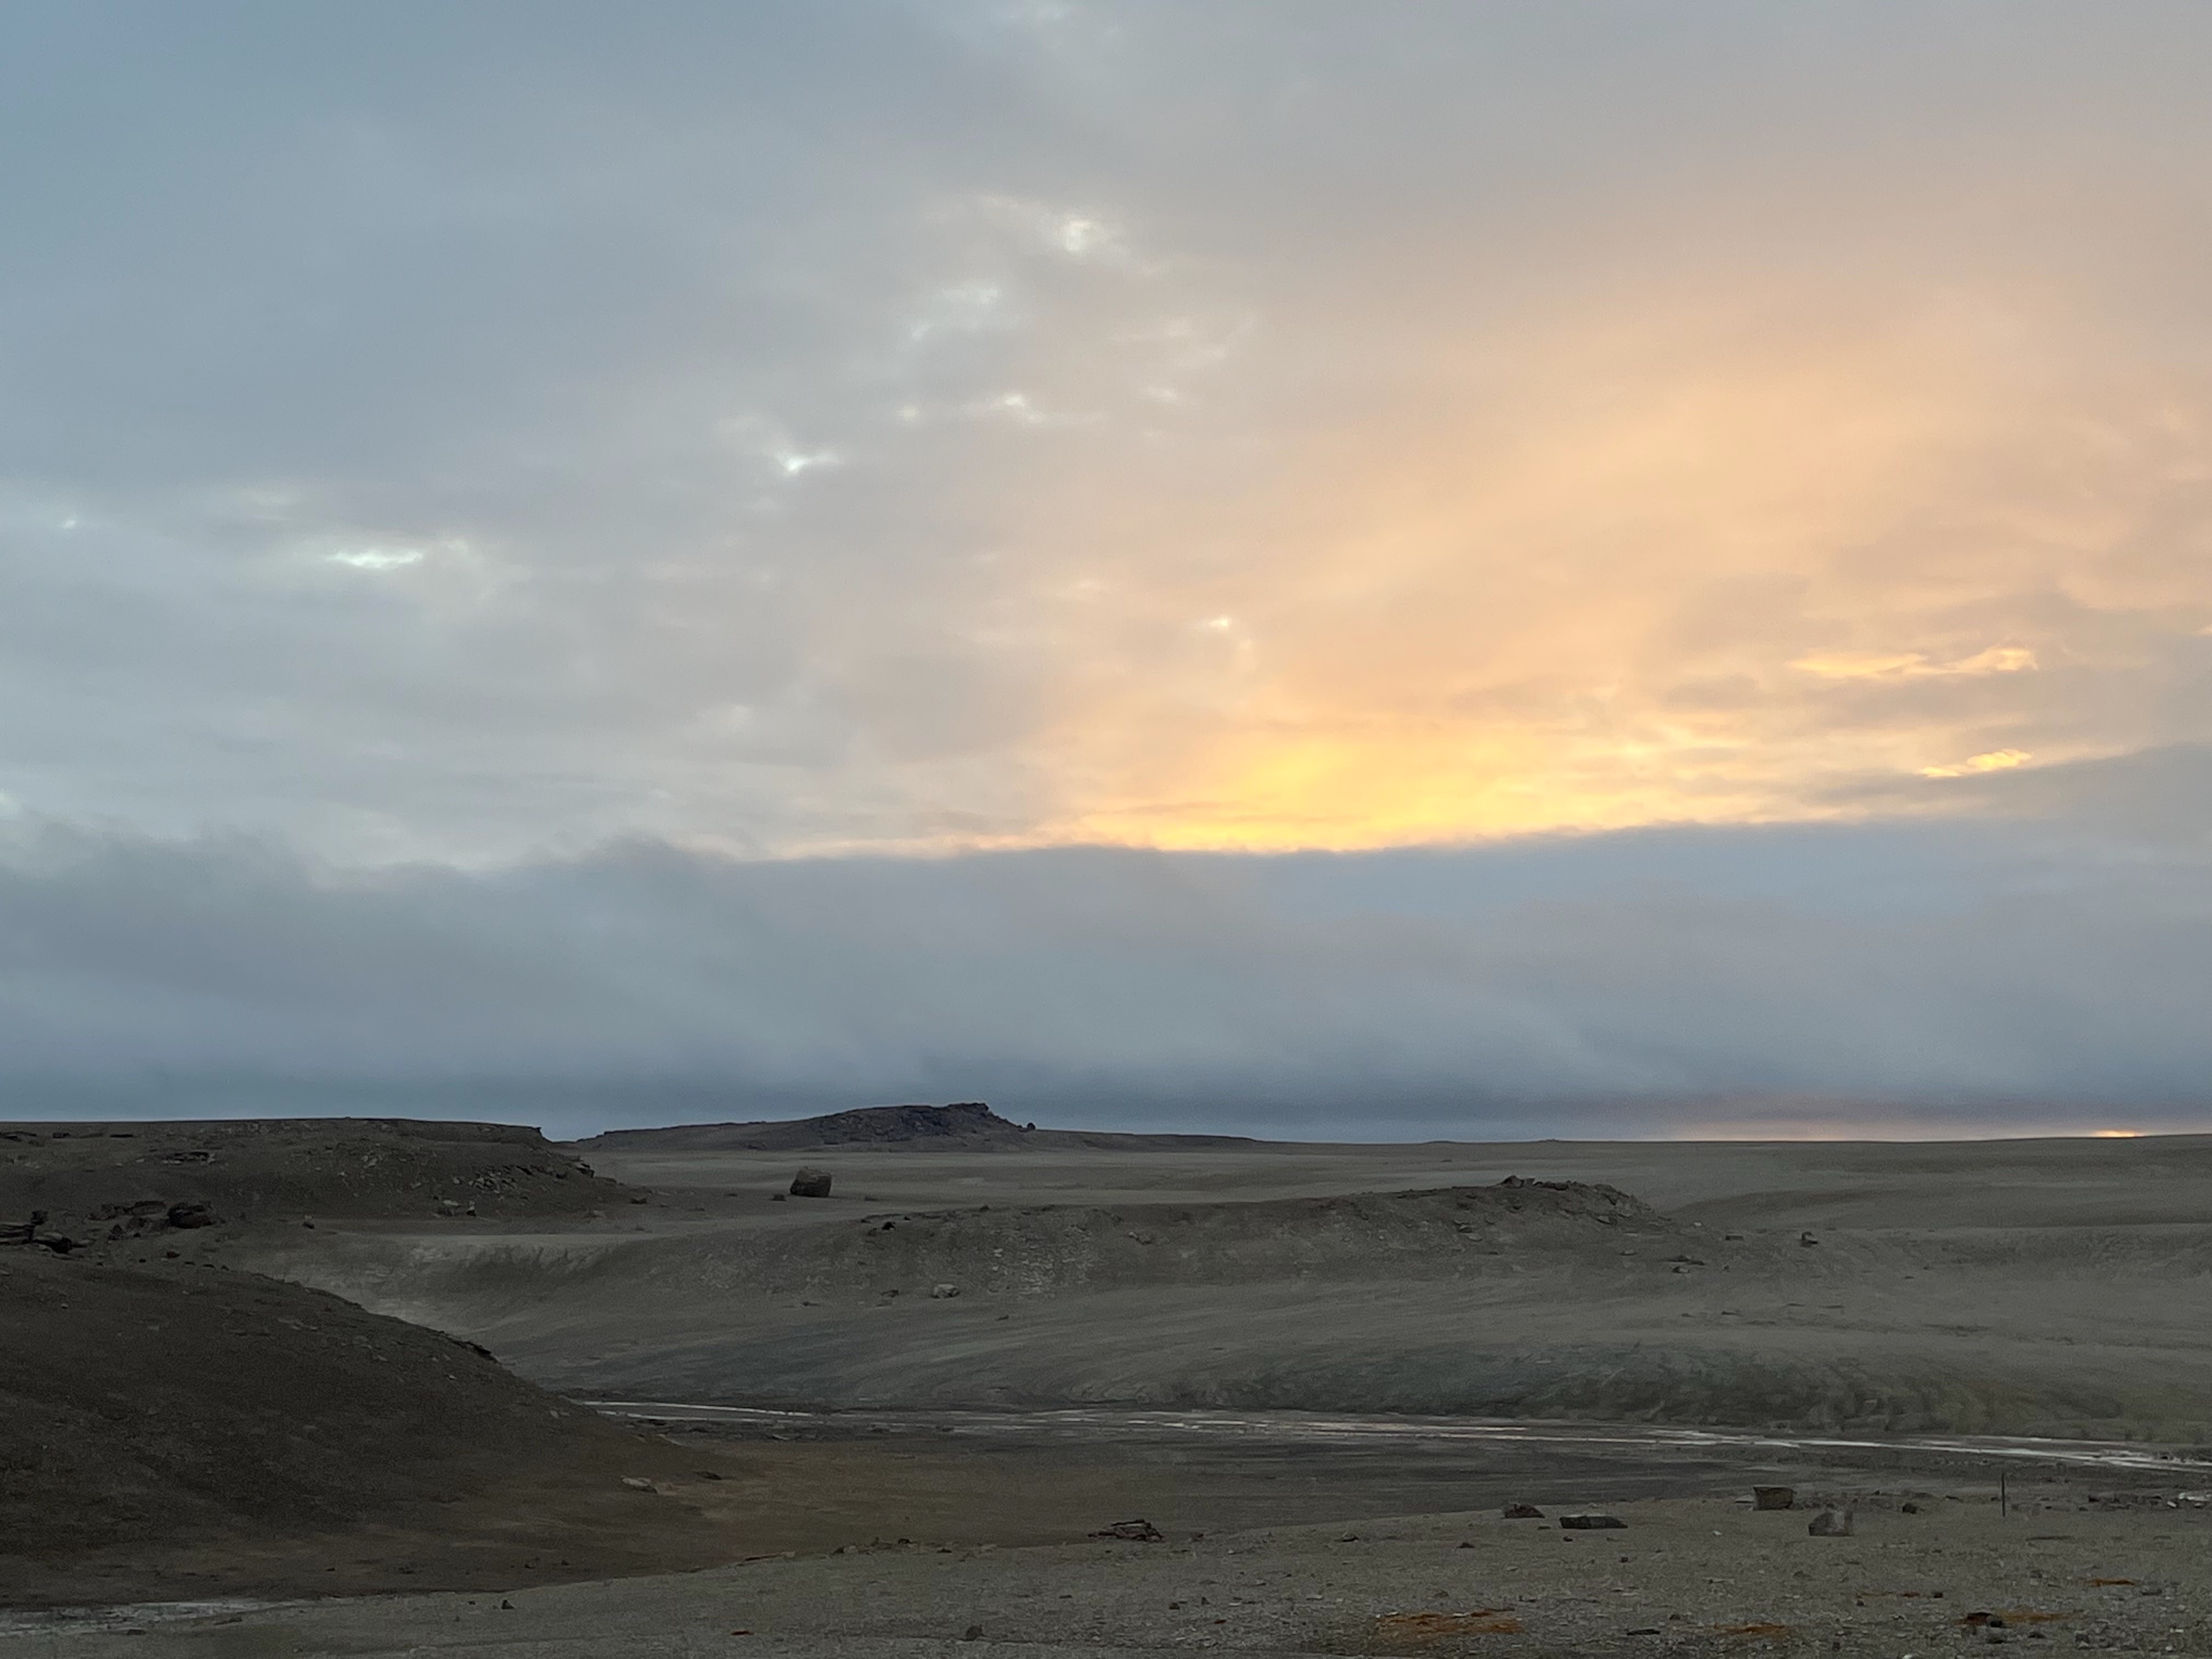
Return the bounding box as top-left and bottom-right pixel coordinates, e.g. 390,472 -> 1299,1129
574,1101 -> 1262,1153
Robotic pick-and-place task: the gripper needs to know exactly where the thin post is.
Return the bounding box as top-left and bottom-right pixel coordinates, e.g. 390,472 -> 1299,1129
2000,1469 -> 2008,1518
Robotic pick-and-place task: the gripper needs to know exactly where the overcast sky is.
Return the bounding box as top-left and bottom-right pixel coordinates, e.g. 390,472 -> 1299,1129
5,3 -> 2211,1137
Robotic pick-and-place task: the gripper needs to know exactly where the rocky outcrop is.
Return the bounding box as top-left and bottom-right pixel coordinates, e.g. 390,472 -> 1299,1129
0,1118 -> 639,1237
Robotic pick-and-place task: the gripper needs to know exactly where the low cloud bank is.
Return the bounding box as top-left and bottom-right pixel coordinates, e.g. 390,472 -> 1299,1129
2,782 -> 2208,1139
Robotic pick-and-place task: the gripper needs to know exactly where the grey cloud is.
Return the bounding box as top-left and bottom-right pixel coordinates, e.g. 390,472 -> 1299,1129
3,802 -> 2206,1138
5,3 -> 2212,1137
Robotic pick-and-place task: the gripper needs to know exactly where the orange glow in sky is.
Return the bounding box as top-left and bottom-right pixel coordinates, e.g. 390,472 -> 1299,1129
941,286 -> 2212,854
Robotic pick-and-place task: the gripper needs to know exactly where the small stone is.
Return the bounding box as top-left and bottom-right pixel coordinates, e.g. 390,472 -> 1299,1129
1561,1513 -> 1628,1530
929,1282 -> 960,1299
620,1476 -> 657,1493
789,1167 -> 833,1198
1502,1503 -> 1545,1519
1754,1486 -> 1796,1511
962,1626 -> 984,1641
1807,1507 -> 1854,1536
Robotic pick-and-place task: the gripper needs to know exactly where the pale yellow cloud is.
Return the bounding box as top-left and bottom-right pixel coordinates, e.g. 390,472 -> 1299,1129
1792,645 -> 2037,681
1920,749 -> 2035,780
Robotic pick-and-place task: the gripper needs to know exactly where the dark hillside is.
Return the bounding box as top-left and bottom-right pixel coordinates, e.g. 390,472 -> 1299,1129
0,1250 -> 745,1606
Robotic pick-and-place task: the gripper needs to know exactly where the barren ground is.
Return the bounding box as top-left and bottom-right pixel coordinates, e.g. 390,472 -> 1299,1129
10,1482 -> 2210,1657
7,1118 -> 2211,1655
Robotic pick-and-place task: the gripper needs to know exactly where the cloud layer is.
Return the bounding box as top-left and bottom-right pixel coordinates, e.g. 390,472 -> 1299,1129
7,751 -> 2208,1137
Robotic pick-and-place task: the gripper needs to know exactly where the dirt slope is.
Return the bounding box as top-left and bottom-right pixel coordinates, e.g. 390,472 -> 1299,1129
0,1248 -> 759,1606
239,1178 -> 1675,1318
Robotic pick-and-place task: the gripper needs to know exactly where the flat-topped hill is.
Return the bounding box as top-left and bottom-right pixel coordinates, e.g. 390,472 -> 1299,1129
577,1100 -> 1031,1152
574,1100 -> 1260,1154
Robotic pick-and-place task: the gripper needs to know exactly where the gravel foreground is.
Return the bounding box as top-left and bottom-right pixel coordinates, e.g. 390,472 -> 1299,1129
7,1491 -> 2208,1658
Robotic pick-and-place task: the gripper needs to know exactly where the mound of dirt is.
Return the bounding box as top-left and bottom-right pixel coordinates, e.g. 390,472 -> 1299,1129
0,1249 -> 745,1605
257,1178 -> 1678,1331
726,1177 -> 1678,1300
0,1118 -> 634,1246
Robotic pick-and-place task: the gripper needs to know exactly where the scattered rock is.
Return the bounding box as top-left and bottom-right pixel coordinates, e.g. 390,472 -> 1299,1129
1561,1513 -> 1628,1530
1799,1231 -> 1820,1247
1754,1486 -> 1796,1511
1902,1501 -> 1921,1514
929,1282 -> 961,1299
620,1477 -> 657,1493
1807,1507 -> 1855,1536
166,1201 -> 217,1229
1090,1519 -> 1164,1542
789,1168 -> 833,1199
1502,1503 -> 1545,1519
962,1625 -> 984,1641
